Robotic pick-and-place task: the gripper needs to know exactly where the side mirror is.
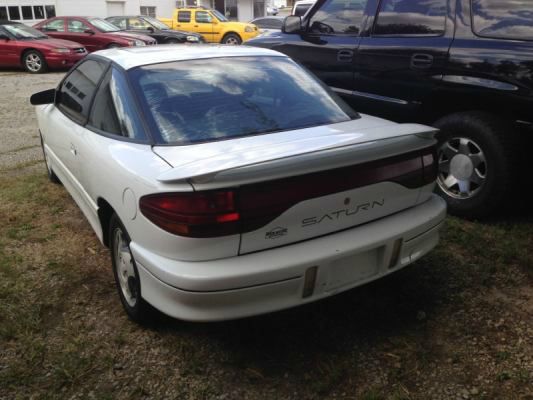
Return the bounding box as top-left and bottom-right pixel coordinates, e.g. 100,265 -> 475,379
84,29 -> 95,35
147,26 -> 155,32
30,88 -> 56,105
282,16 -> 302,34
211,19 -> 218,24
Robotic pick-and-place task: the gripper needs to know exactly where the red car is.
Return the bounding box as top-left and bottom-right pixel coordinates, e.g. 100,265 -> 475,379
34,17 -> 157,52
0,21 -> 87,73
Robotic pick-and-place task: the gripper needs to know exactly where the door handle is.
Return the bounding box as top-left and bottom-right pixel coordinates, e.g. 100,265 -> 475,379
410,53 -> 434,69
337,49 -> 354,63
70,144 -> 77,156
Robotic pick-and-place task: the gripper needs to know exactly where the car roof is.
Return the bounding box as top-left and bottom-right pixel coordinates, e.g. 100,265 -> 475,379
92,45 -> 286,70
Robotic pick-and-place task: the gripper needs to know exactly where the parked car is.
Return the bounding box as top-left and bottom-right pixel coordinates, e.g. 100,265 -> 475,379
34,16 -> 156,52
246,0 -> 533,219
106,15 -> 204,44
0,20 -> 86,73
250,16 -> 284,34
31,45 -> 445,322
159,7 -> 258,44
291,0 -> 315,16
267,5 -> 279,15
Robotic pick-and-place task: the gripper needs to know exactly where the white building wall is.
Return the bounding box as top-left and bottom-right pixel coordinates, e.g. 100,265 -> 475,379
1,0 -> 262,24
238,0 -> 252,22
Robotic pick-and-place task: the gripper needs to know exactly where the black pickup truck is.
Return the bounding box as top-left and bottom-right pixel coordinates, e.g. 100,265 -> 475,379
246,0 -> 533,218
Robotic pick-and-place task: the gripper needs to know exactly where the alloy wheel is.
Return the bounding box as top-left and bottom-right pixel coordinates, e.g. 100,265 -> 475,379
437,137 -> 487,199
25,53 -> 42,72
113,228 -> 138,307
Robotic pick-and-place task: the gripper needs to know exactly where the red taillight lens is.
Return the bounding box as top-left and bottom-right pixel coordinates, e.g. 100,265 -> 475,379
140,191 -> 240,238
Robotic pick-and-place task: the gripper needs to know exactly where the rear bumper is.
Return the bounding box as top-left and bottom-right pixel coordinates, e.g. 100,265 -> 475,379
45,53 -> 86,68
131,194 -> 446,321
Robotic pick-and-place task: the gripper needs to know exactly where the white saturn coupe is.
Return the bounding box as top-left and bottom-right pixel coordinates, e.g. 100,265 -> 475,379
31,45 -> 446,323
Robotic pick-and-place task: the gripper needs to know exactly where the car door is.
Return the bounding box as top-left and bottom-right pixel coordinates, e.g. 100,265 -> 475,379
273,0 -> 371,93
353,0 -> 454,122
43,59 -> 108,210
173,10 -> 195,33
0,27 -> 19,67
64,18 -> 101,52
39,17 -> 66,39
194,11 -> 216,42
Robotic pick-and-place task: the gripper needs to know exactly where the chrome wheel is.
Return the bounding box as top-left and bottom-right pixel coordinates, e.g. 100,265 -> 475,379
25,53 -> 43,72
437,137 -> 487,199
113,228 -> 138,307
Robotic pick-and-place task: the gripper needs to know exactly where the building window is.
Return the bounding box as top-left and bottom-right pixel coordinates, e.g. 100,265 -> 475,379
225,0 -> 238,20
45,5 -> 56,18
253,0 -> 265,18
21,6 -> 33,20
140,6 -> 156,17
8,6 -> 21,20
33,6 -> 45,19
0,7 -> 7,20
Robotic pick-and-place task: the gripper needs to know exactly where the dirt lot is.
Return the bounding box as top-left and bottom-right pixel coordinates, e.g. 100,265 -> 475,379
0,70 -> 532,400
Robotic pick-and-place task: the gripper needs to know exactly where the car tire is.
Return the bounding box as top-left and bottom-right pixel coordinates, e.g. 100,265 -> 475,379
109,213 -> 153,323
222,33 -> 242,45
433,112 -> 519,219
40,134 -> 60,184
23,50 -> 48,74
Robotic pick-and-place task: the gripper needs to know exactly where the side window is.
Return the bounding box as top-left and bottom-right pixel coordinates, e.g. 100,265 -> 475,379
374,0 -> 446,36
68,19 -> 91,33
471,0 -> 533,41
108,18 -> 126,30
177,11 -> 191,22
58,60 -> 107,124
43,19 -> 65,32
88,68 -> 146,140
309,0 -> 368,35
129,17 -> 151,29
195,11 -> 212,23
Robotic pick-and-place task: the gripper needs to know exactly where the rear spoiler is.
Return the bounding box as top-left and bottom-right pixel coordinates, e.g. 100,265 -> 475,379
155,124 -> 437,185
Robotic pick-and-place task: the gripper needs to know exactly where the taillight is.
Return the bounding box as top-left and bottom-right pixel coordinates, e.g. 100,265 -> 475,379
140,146 -> 437,238
139,191 -> 240,238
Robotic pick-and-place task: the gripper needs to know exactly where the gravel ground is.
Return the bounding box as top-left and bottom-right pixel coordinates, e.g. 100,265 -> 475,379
0,70 -> 64,171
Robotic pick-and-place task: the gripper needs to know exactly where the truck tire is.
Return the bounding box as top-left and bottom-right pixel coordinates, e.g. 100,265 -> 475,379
222,33 -> 241,45
433,112 -> 519,219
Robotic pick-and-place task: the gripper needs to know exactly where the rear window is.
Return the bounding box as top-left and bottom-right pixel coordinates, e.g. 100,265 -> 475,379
471,0 -> 533,41
129,56 -> 359,145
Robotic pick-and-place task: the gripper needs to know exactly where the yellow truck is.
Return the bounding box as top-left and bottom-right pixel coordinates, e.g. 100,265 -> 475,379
159,7 -> 259,44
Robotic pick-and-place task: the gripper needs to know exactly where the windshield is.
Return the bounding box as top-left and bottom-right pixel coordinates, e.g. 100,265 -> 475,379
211,10 -> 229,22
2,24 -> 48,39
143,16 -> 171,30
88,18 -> 121,32
129,56 -> 358,145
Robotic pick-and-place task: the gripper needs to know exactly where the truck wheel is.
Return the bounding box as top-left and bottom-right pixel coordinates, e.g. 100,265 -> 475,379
222,33 -> 241,45
23,50 -> 48,74
433,112 -> 519,219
